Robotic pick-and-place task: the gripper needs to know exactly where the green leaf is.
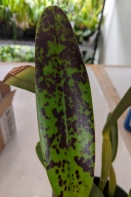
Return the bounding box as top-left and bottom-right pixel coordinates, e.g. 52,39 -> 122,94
99,87 -> 131,192
35,141 -> 45,168
3,65 -> 35,93
110,120 -> 118,162
102,87 -> 131,137
83,29 -> 92,37
35,5 -> 95,197
89,183 -> 104,197
128,189 -> 131,197
108,165 -> 116,197
98,136 -> 112,192
105,112 -> 118,162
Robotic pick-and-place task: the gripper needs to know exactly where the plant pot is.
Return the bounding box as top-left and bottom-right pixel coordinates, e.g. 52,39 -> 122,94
94,177 -> 127,197
52,177 -> 127,197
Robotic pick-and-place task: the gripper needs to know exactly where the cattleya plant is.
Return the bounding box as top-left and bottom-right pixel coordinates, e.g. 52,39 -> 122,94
3,5 -> 131,197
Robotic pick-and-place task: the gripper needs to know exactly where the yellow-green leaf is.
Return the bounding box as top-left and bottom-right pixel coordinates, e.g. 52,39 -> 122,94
3,65 -> 35,93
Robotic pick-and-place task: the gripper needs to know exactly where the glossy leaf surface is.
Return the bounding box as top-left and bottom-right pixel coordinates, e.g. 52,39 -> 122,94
35,5 -> 95,197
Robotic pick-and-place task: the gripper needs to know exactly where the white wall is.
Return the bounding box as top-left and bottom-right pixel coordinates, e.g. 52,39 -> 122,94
99,0 -> 131,65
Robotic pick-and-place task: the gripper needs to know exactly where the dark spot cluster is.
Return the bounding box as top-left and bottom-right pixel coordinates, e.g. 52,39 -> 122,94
47,159 -> 70,175
70,137 -> 77,150
44,133 -> 56,160
52,108 -> 68,150
44,102 -> 49,107
58,176 -> 63,187
67,173 -> 81,193
56,169 -> 59,174
35,5 -> 95,196
72,72 -> 84,83
74,156 -> 94,177
52,144 -> 60,154
64,186 -> 67,191
77,113 -> 91,129
58,191 -> 63,197
58,177 -> 67,188
75,170 -> 80,180
41,108 -> 46,117
83,141 -> 92,155
67,120 -> 77,134
48,81 -> 57,96
47,160 -> 61,170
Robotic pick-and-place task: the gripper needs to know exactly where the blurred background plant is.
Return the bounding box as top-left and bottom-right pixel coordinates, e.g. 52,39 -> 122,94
0,0 -> 104,41
0,0 -> 105,63
73,0 -> 104,44
0,45 -> 35,62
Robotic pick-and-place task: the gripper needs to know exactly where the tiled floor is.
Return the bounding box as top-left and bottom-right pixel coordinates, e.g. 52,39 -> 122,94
0,63 -> 131,197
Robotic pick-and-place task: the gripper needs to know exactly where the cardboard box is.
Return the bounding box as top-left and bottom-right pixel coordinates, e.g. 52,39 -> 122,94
0,81 -> 16,152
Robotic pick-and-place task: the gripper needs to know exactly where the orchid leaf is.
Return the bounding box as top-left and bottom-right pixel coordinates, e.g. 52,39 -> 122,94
35,5 -> 95,197
128,189 -> 131,197
105,113 -> 118,162
89,183 -> 104,197
3,65 -> 35,93
98,136 -> 112,192
108,165 -> 116,197
36,141 -> 45,168
99,87 -> 131,192
110,120 -> 118,162
102,87 -> 131,137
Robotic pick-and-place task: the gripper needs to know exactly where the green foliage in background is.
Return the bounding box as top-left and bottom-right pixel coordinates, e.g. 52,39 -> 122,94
2,5 -> 131,197
0,45 -> 35,62
0,0 -> 104,42
0,44 -> 91,63
0,0 -> 104,62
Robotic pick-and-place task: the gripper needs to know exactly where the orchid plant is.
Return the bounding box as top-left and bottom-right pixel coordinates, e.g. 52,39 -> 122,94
3,5 -> 131,197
